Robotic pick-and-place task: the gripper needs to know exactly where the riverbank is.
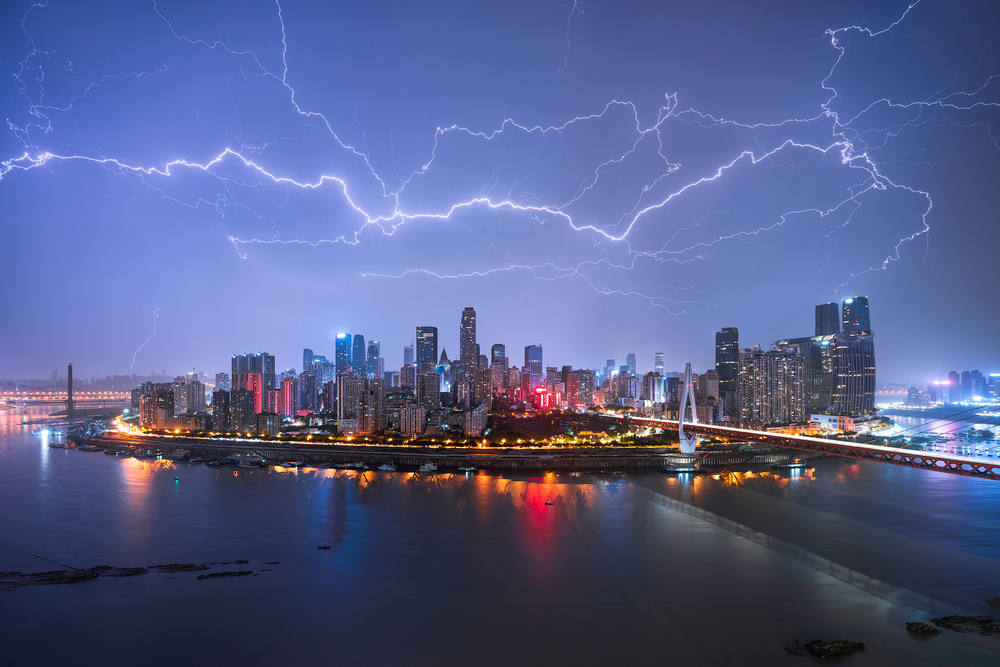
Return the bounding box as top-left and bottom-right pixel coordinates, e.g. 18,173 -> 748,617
82,432 -> 805,470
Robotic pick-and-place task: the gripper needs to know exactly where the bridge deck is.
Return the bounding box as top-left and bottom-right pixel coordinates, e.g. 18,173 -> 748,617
623,415 -> 1000,481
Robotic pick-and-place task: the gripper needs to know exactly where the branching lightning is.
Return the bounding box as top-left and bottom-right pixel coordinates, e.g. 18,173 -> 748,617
3,0 -> 998,318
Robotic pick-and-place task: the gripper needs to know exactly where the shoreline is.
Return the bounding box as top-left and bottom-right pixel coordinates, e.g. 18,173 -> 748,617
83,433 -> 804,470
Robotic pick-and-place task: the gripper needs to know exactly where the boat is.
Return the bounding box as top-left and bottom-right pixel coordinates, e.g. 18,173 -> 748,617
771,459 -> 807,469
418,462 -> 437,472
659,463 -> 703,474
544,501 -> 555,506
232,452 -> 264,468
317,544 -> 331,550
48,442 -> 76,449
458,465 -> 476,472
170,448 -> 191,462
281,460 -> 305,468
377,463 -> 396,471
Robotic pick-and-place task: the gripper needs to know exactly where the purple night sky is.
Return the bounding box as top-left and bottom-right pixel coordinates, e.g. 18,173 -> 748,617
1,0 -> 998,383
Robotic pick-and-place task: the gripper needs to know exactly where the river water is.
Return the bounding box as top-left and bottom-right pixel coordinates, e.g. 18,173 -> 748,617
2,406 -> 999,666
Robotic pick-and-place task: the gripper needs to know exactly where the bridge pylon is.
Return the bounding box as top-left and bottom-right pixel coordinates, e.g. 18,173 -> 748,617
678,362 -> 698,454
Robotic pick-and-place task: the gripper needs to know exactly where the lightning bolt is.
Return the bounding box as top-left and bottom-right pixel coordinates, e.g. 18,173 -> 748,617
131,306 -> 160,373
2,0 -> 997,317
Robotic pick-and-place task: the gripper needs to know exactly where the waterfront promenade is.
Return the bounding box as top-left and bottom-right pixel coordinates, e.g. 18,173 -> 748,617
85,432 -> 799,471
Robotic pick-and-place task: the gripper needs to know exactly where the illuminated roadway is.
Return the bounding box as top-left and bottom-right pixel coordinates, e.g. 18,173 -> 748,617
614,414 -> 1000,481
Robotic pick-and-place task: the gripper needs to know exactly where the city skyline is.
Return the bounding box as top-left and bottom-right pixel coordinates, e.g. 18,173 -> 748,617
2,1 -> 999,383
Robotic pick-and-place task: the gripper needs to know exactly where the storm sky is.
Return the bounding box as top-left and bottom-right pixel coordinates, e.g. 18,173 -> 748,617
1,0 -> 998,383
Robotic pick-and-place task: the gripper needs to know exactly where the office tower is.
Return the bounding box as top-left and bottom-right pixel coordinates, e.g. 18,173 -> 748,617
775,297 -> 875,417
416,326 -> 438,366
367,340 -> 380,379
948,371 -> 960,403
738,348 -> 807,424
626,353 -> 637,377
715,327 -> 739,417
715,328 -> 739,393
604,359 -> 615,384
841,296 -> 871,333
403,344 -> 414,367
654,353 -> 664,375
351,334 -> 365,375
524,345 -> 543,389
335,334 -> 352,376
815,303 -> 840,336
460,307 -> 477,373
491,343 -> 506,368
303,348 -> 314,371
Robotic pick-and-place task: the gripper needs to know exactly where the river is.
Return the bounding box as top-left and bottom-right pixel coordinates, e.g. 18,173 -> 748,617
2,406 -> 999,665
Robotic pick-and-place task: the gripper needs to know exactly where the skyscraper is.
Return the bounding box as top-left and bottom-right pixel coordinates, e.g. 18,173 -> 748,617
841,296 -> 871,333
367,340 -> 380,379
303,348 -> 314,371
715,327 -> 739,416
416,326 -> 438,366
524,345 -> 543,389
776,297 -> 875,417
403,344 -> 414,367
815,303 -> 840,336
231,353 -> 275,392
352,334 -> 366,376
335,334 -> 351,376
654,352 -> 664,375
738,347 -> 807,424
460,307 -> 477,387
626,353 -> 636,377
491,343 -> 506,368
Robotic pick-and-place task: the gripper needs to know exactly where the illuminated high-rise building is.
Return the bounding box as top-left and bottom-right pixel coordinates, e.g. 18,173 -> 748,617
654,353 -> 664,375
775,297 -> 875,417
367,340 -> 380,379
303,348 -> 314,371
491,343 -> 506,368
416,326 -> 438,366
738,347 -> 807,424
403,344 -> 414,367
626,353 -> 636,377
841,296 -> 871,333
715,327 -> 739,416
231,352 -> 275,392
352,334 -> 366,376
335,334 -> 351,376
524,345 -> 543,389
460,307 -> 477,396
